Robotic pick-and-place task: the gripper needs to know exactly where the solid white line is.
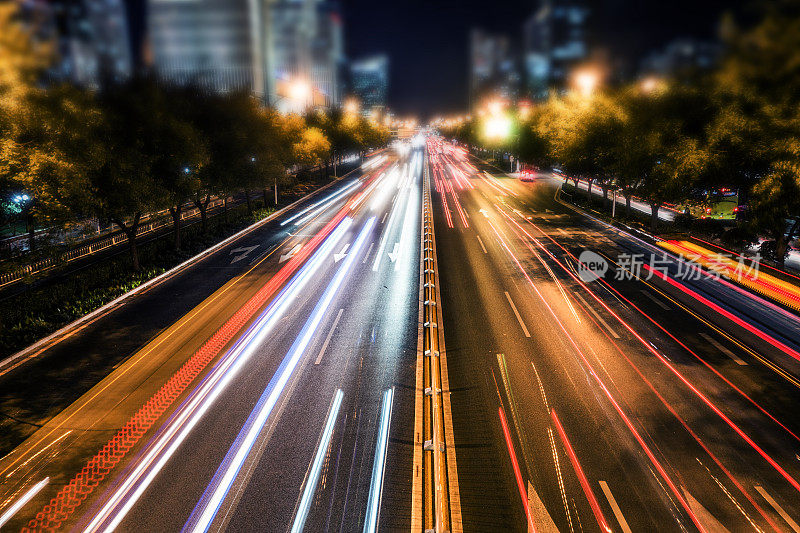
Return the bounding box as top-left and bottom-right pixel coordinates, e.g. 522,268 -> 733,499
0,477 -> 49,528
698,333 -> 747,365
574,292 -> 620,339
315,309 -> 344,365
640,290 -> 671,310
599,481 -> 632,533
362,241 -> 375,264
504,291 -> 531,338
476,234 -> 488,254
755,485 -> 800,532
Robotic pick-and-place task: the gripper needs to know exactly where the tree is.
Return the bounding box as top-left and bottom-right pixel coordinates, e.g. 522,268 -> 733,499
549,93 -> 624,207
68,81 -> 171,270
714,0 -> 800,264
0,1 -> 59,250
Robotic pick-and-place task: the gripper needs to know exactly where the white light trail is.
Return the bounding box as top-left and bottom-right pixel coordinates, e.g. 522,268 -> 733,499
362,388 -> 394,533
0,477 -> 49,528
281,180 -> 360,227
185,217 -> 376,533
290,389 -> 344,532
86,219 -> 352,533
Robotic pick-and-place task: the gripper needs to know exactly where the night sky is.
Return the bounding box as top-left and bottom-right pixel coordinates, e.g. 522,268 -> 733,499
125,0 -> 749,119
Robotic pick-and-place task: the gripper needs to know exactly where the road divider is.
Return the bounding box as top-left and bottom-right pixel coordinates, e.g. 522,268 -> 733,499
419,149 -> 455,532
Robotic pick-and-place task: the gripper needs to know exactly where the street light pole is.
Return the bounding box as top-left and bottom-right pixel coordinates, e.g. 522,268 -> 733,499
612,188 -> 617,218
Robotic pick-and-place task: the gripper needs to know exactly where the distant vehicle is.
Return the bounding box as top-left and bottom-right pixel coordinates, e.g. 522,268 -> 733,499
519,164 -> 538,182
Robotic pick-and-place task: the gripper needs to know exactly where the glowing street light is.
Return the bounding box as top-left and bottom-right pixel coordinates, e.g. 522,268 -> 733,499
573,69 -> 599,97
289,79 -> 312,104
343,97 -> 360,114
639,76 -> 663,94
484,114 -> 512,141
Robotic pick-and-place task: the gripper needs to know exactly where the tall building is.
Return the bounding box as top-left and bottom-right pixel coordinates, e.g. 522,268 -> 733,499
148,0 -> 343,111
270,0 -> 344,112
469,29 -> 520,110
148,0 -> 266,95
349,55 -> 389,110
22,0 -> 132,87
523,0 -> 588,98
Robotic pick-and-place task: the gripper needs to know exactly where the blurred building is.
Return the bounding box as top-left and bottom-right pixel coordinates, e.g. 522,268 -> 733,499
469,29 -> 520,109
22,0 -> 132,87
349,55 -> 389,111
270,0 -> 344,112
523,0 -> 588,98
640,38 -> 722,76
148,0 -> 266,95
148,0 -> 344,111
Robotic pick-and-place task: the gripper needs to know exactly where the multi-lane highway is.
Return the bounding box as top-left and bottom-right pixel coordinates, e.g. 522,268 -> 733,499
429,138 -> 800,532
0,145 -> 428,531
2,135 -> 800,532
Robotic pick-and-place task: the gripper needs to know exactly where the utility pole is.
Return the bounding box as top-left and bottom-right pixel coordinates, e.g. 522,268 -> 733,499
612,188 -> 617,218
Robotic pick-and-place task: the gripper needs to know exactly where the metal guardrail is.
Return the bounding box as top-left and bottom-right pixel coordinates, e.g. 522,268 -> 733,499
0,198 -> 225,289
421,155 -> 451,532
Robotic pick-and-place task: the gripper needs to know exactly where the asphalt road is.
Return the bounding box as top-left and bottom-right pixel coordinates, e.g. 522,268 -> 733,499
431,139 -> 800,532
3,136 -> 800,533
0,147 -> 423,532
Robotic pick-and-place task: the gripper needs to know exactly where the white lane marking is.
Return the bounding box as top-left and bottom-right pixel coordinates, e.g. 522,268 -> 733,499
290,390 -> 344,532
381,211 -> 388,224
279,243 -> 302,263
477,234 -> 488,254
640,290 -> 671,310
698,333 -> 747,365
755,485 -> 800,532
229,245 -> 259,264
362,241 -> 374,264
388,242 -> 400,263
334,243 -> 350,262
574,292 -> 620,339
315,308 -> 345,365
0,477 -> 49,528
599,481 -> 632,533
505,291 -> 531,338
556,228 -> 569,236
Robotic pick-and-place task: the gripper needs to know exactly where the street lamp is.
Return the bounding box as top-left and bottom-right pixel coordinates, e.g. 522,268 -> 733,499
343,97 -> 360,115
639,76 -> 664,94
573,69 -> 599,97
289,79 -> 312,105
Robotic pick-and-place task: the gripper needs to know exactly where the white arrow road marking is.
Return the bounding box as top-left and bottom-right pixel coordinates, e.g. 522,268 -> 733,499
279,244 -> 302,263
229,245 -> 259,264
388,243 -> 400,263
334,243 -> 350,263
479,208 -> 489,218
